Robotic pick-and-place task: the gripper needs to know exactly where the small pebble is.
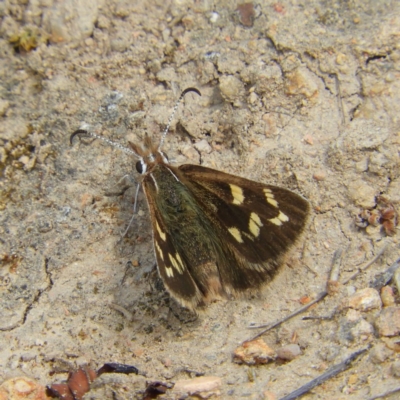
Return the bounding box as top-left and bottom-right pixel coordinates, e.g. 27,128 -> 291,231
219,75 -> 245,104
248,91 -> 259,105
313,171 -> 326,181
345,309 -> 362,323
276,344 -> 301,361
236,3 -> 256,27
391,360 -> 400,377
173,376 -> 222,397
381,286 -> 395,307
370,342 -> 393,364
348,180 -> 377,208
375,306 -> 400,337
233,338 -> 276,365
347,373 -> 358,385
20,353 -> 36,362
303,134 -> 314,145
336,53 -> 347,65
0,377 -> 47,400
350,319 -> 374,341
210,12 -> 219,23
286,67 -> 319,99
263,391 -> 277,400
194,139 -> 212,154
347,287 -> 382,311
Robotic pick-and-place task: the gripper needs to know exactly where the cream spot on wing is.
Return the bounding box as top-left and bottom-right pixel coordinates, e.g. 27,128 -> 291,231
278,210 -> 289,222
156,220 -> 166,241
269,210 -> 289,226
155,241 -> 164,261
165,266 -> 174,278
263,188 -> 278,207
228,227 -> 244,243
249,212 -> 263,237
169,253 -> 184,274
230,184 -> 245,205
174,252 -> 185,274
269,217 -> 282,226
267,197 -> 278,207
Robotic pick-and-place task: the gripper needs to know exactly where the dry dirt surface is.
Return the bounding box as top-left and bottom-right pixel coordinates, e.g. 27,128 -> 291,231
1,1 -> 400,399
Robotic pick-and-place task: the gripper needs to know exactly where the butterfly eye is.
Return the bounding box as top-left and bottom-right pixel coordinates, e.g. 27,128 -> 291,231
136,160 -> 144,174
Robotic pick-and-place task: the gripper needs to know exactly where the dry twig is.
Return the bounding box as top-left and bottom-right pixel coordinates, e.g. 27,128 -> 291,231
278,348 -> 368,400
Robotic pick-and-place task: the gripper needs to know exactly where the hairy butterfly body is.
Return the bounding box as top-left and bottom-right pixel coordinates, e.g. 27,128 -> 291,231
71,88 -> 310,310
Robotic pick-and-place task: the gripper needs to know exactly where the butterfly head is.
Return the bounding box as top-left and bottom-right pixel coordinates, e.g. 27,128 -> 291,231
128,134 -> 169,175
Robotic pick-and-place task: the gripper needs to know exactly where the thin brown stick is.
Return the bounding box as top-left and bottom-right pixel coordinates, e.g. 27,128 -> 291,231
342,241 -> 389,285
246,249 -> 343,341
371,256 -> 400,289
335,74 -> 346,126
367,387 -> 400,400
246,291 -> 328,342
329,248 -> 343,282
278,348 -> 368,400
246,242 -> 388,341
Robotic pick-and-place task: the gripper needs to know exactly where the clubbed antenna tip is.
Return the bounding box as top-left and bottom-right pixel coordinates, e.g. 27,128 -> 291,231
70,129 -> 140,158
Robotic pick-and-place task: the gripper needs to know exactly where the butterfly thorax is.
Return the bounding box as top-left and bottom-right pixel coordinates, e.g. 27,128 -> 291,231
143,158 -> 230,303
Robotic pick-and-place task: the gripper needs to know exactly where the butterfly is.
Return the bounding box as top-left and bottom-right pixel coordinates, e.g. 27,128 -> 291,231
71,88 -> 310,310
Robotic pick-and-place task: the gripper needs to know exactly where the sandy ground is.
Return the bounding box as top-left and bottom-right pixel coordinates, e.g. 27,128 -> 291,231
0,0 -> 400,399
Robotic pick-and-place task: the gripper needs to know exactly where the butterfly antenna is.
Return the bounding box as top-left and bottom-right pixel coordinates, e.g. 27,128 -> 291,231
70,129 -> 140,158
158,87 -> 201,151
